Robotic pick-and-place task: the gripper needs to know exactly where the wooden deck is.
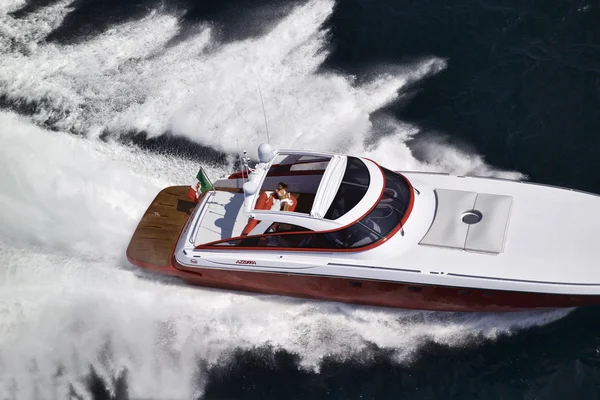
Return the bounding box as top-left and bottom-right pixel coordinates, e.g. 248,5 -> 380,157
126,186 -> 199,268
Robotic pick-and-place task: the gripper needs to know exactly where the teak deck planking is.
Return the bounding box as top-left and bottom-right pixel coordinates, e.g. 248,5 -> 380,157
126,186 -> 199,268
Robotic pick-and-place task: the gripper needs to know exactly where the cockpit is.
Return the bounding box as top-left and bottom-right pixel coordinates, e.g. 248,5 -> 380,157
192,148 -> 414,251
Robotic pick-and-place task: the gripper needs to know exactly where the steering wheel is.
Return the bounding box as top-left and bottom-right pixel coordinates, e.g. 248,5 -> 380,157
379,188 -> 398,204
369,203 -> 394,220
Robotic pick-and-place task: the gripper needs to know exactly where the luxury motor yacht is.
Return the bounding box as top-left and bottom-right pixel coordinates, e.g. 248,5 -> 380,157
127,144 -> 600,311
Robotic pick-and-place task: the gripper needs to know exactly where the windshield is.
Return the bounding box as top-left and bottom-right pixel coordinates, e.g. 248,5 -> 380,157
324,168 -> 412,248
205,168 -> 412,250
361,168 -> 411,233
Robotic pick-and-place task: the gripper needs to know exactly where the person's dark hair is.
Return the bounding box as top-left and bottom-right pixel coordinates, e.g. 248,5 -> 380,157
277,182 -> 288,189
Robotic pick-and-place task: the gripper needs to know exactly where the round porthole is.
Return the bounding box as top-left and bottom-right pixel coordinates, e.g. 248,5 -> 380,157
461,210 -> 482,224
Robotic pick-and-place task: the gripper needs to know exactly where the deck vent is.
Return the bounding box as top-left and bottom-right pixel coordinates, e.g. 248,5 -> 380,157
461,209 -> 482,225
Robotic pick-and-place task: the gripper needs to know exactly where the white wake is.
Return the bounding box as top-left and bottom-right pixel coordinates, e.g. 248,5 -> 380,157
0,0 -> 522,177
0,113 -> 569,399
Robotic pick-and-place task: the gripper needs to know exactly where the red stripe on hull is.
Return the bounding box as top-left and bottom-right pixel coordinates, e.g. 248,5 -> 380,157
128,257 -> 600,312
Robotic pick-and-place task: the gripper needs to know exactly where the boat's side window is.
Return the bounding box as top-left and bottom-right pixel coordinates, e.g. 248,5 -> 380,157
209,222 -> 379,249
323,223 -> 380,249
265,223 -> 310,234
265,233 -> 315,248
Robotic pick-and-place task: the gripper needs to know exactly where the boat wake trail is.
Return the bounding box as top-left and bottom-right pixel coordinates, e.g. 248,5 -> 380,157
0,0 -> 558,398
0,0 -> 521,177
0,113 -> 572,399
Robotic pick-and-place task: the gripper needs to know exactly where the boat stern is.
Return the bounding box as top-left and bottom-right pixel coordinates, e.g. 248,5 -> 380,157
126,186 -> 199,275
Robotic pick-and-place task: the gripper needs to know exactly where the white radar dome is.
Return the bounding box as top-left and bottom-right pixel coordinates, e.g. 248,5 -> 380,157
257,143 -> 273,163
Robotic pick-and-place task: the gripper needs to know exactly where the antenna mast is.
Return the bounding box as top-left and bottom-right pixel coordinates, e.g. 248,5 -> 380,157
256,80 -> 270,144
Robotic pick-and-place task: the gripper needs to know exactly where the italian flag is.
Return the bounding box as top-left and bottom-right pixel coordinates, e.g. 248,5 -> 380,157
188,167 -> 214,201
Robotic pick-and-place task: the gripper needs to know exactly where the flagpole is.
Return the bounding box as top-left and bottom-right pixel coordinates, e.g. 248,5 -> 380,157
201,166 -> 217,193
237,139 -> 247,190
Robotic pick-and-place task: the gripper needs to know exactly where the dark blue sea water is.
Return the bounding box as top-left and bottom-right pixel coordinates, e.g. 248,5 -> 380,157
2,0 -> 600,399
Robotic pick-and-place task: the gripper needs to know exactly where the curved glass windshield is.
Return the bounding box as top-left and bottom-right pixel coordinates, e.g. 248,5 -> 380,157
324,168 -> 412,248
206,168 -> 412,250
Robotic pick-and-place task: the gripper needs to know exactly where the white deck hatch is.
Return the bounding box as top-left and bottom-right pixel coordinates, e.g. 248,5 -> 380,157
420,189 -> 513,254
